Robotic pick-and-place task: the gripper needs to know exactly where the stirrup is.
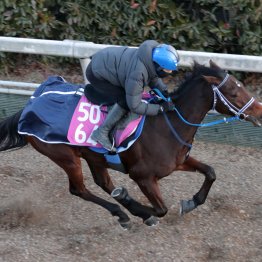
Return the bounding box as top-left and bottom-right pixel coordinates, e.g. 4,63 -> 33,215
109,138 -> 117,152
104,137 -> 116,152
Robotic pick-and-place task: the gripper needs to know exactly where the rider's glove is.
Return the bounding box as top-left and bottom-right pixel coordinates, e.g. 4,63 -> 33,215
159,100 -> 175,113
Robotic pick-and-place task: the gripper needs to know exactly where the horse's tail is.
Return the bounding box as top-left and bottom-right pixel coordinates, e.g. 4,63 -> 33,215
0,110 -> 28,151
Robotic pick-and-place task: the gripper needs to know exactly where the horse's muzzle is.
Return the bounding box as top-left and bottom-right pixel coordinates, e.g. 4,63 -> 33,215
245,101 -> 262,127
245,115 -> 262,127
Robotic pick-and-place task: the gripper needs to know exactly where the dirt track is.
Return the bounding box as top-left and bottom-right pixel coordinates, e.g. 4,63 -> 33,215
0,57 -> 261,262
0,140 -> 261,262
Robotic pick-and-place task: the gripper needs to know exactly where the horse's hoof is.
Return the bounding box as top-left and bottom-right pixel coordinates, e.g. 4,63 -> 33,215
180,199 -> 196,216
144,216 -> 159,226
119,220 -> 132,230
118,216 -> 131,230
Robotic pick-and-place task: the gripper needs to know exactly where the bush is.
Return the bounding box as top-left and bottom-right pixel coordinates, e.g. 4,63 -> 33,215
0,0 -> 261,55
0,0 -> 61,38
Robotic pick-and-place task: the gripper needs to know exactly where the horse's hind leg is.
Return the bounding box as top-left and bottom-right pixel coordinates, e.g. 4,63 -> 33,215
176,156 -> 216,215
61,159 -> 130,227
87,163 -> 131,228
29,139 -> 128,227
88,164 -> 115,194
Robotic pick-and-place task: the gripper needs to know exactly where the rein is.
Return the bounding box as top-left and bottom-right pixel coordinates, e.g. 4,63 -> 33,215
153,73 -> 255,148
162,112 -> 192,148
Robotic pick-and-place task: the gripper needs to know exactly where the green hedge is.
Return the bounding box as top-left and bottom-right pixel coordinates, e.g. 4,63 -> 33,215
0,0 -> 261,55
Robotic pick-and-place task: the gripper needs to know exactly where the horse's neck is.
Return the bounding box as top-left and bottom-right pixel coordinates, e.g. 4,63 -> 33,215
141,85 -> 213,157
174,86 -> 212,125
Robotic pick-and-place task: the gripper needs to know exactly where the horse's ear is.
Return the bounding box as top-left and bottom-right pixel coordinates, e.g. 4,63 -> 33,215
209,60 -> 221,70
202,75 -> 221,85
192,60 -> 202,71
194,60 -> 201,67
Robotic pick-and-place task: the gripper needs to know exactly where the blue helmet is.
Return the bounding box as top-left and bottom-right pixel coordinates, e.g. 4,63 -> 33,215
152,44 -> 180,71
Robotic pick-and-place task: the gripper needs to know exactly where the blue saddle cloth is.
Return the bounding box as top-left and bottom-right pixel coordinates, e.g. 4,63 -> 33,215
18,76 -> 84,143
18,76 -> 145,152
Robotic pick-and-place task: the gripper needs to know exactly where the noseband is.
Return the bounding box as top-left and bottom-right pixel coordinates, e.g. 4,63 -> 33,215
212,74 -> 255,119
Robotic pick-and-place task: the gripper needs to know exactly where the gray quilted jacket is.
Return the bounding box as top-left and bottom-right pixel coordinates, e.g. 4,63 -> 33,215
90,40 -> 167,115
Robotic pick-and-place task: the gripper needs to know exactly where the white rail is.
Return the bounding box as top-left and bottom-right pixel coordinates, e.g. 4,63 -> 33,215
0,36 -> 262,95
1,36 -> 262,72
0,80 -> 38,95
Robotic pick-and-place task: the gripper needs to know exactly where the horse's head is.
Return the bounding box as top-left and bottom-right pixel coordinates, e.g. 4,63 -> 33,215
203,60 -> 262,127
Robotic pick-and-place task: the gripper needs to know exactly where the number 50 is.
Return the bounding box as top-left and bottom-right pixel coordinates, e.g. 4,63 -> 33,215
77,102 -> 101,124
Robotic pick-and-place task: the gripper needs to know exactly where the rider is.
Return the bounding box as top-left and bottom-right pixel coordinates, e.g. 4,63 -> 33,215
84,40 -> 180,151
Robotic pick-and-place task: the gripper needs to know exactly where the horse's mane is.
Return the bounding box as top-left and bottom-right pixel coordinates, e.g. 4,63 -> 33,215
171,62 -> 226,99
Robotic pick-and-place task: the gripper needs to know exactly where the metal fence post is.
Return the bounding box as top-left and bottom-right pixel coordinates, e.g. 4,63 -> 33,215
79,58 -> 91,84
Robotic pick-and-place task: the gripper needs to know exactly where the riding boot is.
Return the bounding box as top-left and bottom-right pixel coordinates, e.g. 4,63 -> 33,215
91,103 -> 127,151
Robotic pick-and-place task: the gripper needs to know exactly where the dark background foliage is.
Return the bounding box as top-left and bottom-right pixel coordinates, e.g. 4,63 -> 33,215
1,0 -> 261,55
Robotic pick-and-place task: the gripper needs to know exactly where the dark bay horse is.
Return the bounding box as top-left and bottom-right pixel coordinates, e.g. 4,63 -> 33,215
1,60 -> 261,228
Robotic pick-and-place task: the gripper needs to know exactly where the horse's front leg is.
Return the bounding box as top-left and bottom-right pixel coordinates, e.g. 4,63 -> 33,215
108,174 -> 167,226
112,175 -> 168,226
88,161 -> 162,226
176,156 -> 216,215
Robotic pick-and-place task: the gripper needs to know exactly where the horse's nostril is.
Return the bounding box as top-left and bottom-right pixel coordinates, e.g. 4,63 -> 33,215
244,115 -> 261,127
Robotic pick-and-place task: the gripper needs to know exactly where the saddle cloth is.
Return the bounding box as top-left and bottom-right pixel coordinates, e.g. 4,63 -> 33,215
18,76 -> 145,152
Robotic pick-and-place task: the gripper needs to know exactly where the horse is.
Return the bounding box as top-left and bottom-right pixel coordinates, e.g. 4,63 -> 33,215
0,60 -> 261,228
